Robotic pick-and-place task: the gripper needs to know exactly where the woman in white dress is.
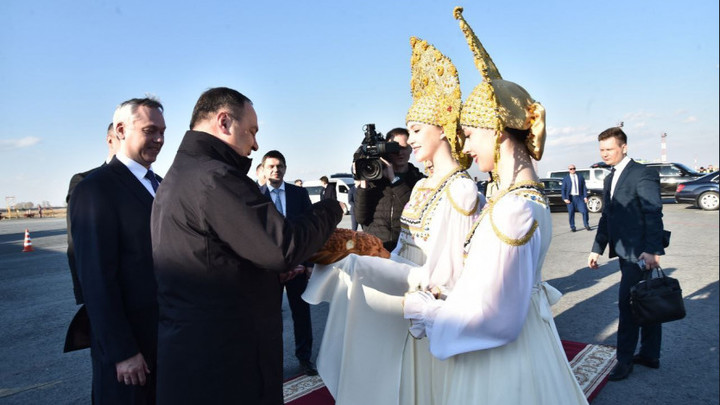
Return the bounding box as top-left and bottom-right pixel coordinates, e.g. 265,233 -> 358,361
303,36 -> 479,405
402,8 -> 589,405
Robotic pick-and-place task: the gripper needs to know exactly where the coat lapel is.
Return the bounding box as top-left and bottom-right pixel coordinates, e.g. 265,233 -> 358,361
612,159 -> 636,201
107,157 -> 154,208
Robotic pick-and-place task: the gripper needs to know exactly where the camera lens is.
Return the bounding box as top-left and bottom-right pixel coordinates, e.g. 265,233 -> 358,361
356,158 -> 384,181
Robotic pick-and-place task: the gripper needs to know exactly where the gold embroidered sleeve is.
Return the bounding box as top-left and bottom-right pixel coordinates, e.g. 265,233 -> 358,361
445,177 -> 479,216
487,195 -> 539,246
490,217 -> 538,246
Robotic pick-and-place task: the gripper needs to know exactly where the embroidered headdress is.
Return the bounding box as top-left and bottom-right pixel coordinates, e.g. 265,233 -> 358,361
453,6 -> 546,161
406,37 -> 471,170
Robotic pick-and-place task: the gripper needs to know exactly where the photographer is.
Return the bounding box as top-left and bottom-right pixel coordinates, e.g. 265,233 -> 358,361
354,127 -> 424,251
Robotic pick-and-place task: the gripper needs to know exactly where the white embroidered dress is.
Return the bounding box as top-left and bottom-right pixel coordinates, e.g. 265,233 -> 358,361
403,184 -> 588,404
303,169 -> 479,405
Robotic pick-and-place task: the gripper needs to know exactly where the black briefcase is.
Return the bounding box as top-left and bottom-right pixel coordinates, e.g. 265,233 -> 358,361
630,267 -> 686,326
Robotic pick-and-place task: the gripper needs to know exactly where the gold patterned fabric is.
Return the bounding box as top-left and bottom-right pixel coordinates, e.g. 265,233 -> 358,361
453,7 -> 547,161
406,37 -> 472,169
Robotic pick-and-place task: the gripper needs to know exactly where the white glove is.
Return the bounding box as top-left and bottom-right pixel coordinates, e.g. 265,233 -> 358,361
404,290 -> 437,339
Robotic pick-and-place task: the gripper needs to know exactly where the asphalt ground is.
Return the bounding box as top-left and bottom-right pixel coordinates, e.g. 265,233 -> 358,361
0,201 -> 717,404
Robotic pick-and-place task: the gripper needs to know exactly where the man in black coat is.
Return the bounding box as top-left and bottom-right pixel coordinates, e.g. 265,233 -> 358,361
260,150 -> 318,376
151,87 -> 342,405
354,128 -> 424,251
66,122 -> 119,307
70,97 -> 166,403
319,175 -> 337,200
588,127 -> 666,381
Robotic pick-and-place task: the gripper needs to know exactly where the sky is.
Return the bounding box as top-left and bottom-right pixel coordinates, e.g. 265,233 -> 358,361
1,0 -> 718,207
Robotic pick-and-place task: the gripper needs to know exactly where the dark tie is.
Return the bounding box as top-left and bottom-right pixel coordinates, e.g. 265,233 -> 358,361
272,188 -> 284,217
145,169 -> 160,193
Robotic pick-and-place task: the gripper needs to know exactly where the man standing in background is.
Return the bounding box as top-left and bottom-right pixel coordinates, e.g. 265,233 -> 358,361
319,175 -> 337,201
65,122 -> 120,307
561,164 -> 591,232
354,128 -> 424,251
260,149 -> 318,376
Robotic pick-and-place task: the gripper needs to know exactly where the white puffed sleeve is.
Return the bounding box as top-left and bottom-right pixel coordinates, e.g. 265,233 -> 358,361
422,176 -> 480,292
408,194 -> 543,360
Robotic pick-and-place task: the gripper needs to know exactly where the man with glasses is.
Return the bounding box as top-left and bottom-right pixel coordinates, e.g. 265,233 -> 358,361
354,127 -> 425,251
561,164 -> 591,231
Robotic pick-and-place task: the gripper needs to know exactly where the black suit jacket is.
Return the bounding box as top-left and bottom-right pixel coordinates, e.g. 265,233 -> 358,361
561,173 -> 588,200
68,156 -> 159,363
260,182 -> 313,221
320,183 -> 337,201
592,159 -> 665,261
261,183 -> 313,268
66,163 -> 106,306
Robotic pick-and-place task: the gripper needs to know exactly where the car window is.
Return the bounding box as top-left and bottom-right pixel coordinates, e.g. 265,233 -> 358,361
576,170 -> 590,181
593,169 -> 608,181
305,186 -> 323,196
339,185 -> 348,193
550,171 -> 569,178
675,162 -> 699,175
545,180 -> 561,188
660,165 -> 681,176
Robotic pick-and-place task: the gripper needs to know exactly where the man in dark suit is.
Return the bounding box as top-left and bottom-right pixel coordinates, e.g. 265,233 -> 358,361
319,175 -> 337,201
588,127 -> 665,381
151,87 -> 342,405
70,97 -> 165,403
561,164 -> 591,232
260,150 -> 318,376
66,122 -> 119,306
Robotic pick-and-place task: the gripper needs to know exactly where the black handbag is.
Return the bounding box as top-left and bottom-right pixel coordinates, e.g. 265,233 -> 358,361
630,267 -> 686,326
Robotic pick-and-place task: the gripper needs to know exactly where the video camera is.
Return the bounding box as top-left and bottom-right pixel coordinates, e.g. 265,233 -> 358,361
353,124 -> 400,181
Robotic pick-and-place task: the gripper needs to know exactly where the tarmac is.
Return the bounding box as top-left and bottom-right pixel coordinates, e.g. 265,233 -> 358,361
0,201 -> 717,404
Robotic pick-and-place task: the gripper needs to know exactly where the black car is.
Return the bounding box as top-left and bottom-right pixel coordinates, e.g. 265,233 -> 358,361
674,171 -> 719,210
644,162 -> 703,196
540,178 -> 604,213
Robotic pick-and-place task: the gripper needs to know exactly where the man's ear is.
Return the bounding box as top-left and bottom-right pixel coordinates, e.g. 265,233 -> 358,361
218,111 -> 232,135
115,122 -> 126,140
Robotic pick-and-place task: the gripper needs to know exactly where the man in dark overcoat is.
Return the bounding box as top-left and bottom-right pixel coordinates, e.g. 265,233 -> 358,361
70,97 -> 166,403
151,87 -> 342,405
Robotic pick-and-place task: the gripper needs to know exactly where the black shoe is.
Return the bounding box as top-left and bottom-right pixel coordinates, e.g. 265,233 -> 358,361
585,226 -> 592,231
633,354 -> 660,369
608,361 -> 633,381
299,360 -> 318,376
571,228 -> 577,232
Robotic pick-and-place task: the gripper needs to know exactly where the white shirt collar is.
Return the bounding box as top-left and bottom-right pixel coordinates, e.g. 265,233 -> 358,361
613,155 -> 632,175
115,152 -> 156,196
610,155 -> 632,198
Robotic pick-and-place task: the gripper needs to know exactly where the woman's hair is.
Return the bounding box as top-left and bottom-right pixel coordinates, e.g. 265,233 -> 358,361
504,127 -> 530,144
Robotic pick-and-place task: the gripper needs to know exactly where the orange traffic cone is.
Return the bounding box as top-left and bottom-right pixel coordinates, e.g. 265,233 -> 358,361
22,229 -> 33,252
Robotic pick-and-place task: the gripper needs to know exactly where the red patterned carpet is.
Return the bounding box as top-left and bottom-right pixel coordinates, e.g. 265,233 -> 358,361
283,340 -> 616,404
